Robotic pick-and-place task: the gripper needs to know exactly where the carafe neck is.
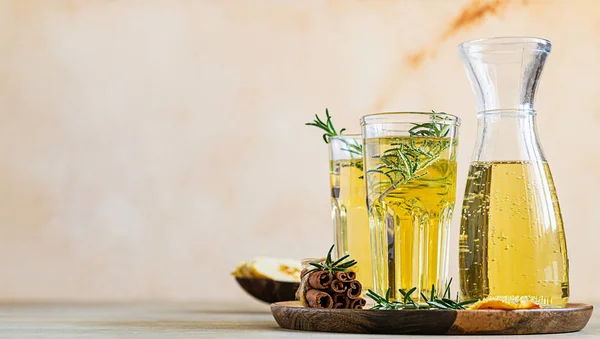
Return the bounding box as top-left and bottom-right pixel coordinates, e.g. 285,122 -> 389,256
473,110 -> 545,162
458,37 -> 551,113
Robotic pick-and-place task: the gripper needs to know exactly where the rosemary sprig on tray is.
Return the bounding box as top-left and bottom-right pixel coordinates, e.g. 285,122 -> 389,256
303,245 -> 357,277
367,287 -> 404,310
367,279 -> 478,310
419,278 -> 478,310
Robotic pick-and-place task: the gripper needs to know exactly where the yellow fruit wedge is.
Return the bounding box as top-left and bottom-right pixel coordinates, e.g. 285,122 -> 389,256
468,297 -> 541,310
232,257 -> 301,282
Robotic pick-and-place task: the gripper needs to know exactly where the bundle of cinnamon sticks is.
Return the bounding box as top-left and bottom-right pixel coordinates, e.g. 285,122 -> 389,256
297,269 -> 366,309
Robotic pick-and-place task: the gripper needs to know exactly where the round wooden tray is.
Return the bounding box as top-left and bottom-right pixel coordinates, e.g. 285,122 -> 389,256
271,301 -> 593,335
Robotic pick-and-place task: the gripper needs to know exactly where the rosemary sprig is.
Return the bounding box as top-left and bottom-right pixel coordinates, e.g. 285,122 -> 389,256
366,112 -> 453,202
305,108 -> 347,144
367,279 -> 477,310
367,288 -> 401,310
366,139 -> 449,201
303,245 -> 357,277
419,278 -> 478,310
306,109 -> 363,157
408,111 -> 452,138
339,140 -> 363,157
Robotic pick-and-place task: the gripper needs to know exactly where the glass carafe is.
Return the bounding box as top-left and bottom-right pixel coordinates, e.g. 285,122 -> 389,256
457,37 -> 569,307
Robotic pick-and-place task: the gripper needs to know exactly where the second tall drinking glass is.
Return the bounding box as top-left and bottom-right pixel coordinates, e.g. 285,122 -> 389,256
329,135 -> 372,291
361,112 -> 460,301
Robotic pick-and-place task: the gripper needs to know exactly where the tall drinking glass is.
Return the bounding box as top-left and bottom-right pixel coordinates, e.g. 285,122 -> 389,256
361,113 -> 460,301
329,135 -> 372,291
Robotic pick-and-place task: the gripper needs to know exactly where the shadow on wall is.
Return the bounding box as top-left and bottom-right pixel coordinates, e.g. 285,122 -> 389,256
374,0 -> 531,112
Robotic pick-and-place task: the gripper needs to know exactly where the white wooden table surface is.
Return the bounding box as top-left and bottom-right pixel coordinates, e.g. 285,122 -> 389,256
0,302 -> 597,338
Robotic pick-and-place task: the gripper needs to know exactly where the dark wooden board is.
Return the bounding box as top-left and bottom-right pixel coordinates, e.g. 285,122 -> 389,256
271,301 -> 593,335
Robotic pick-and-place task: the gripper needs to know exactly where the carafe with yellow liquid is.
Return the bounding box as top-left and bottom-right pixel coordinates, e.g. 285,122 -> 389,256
458,37 -> 569,307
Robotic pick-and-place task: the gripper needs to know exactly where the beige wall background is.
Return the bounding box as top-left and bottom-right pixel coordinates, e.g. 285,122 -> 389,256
0,0 -> 599,304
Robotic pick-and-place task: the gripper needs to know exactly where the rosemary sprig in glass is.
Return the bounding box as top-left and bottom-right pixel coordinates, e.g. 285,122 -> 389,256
303,245 -> 357,277
367,279 -> 478,310
408,111 -> 453,137
305,108 -> 346,144
366,111 -> 453,201
339,141 -> 363,157
306,109 -> 363,157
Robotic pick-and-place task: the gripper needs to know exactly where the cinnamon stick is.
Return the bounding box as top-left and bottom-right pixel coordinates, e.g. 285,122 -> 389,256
308,270 -> 333,289
346,280 -> 362,299
329,279 -> 347,294
345,271 -> 356,281
332,293 -> 350,309
334,271 -> 352,282
305,289 -> 333,309
350,297 -> 366,309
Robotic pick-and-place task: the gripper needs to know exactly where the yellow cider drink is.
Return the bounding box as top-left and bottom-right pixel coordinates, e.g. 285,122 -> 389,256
460,161 -> 569,307
364,134 -> 458,302
328,135 -> 372,292
457,37 -> 569,308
